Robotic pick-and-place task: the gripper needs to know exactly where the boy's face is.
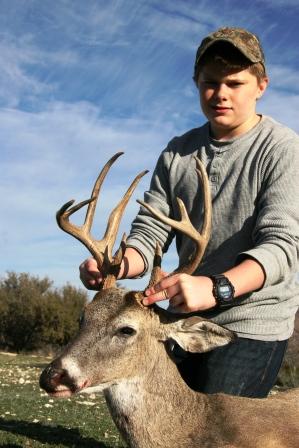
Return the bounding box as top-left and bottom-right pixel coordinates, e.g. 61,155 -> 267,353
197,61 -> 268,140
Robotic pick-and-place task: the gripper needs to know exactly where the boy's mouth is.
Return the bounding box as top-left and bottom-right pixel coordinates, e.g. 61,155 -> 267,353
212,105 -> 231,112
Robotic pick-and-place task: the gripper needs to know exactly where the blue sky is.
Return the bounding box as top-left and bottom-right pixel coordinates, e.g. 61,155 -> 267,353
1,0 -> 299,294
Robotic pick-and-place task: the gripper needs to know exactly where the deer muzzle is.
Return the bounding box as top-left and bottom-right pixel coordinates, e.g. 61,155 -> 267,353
39,359 -> 89,398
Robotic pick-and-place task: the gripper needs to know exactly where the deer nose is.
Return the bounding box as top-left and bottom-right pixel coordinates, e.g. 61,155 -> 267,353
39,364 -> 69,392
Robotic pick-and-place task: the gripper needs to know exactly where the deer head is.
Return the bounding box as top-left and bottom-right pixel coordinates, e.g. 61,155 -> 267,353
39,152 -> 234,398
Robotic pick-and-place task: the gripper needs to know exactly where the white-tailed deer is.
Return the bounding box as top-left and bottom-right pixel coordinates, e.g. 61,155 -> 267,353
40,153 -> 299,448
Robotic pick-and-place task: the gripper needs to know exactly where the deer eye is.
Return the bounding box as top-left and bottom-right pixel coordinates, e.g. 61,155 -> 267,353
78,312 -> 85,328
117,326 -> 136,337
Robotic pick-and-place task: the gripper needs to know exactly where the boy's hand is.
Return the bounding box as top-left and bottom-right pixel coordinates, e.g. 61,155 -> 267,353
79,257 -> 103,290
143,274 -> 216,313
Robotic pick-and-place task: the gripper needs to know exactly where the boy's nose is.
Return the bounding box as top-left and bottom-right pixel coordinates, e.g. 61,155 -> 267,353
214,83 -> 228,100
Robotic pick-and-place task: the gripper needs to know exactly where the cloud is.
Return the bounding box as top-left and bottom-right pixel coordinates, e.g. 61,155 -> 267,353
267,65 -> 299,94
256,63 -> 299,132
0,100 -> 180,287
38,0 -> 134,47
0,31 -> 80,108
260,93 -> 299,133
258,0 -> 299,7
0,35 -> 50,107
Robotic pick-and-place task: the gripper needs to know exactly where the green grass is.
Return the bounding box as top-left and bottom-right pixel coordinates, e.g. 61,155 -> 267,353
0,353 -> 125,447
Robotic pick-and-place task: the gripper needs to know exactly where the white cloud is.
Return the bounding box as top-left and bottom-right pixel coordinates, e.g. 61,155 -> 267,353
259,89 -> 299,133
0,32 -> 80,107
267,64 -> 299,93
0,100 -> 180,286
259,0 -> 299,6
40,0 -> 133,47
0,37 -> 49,107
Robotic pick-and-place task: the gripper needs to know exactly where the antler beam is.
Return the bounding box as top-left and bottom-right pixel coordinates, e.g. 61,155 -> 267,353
138,156 -> 211,285
56,152 -> 148,287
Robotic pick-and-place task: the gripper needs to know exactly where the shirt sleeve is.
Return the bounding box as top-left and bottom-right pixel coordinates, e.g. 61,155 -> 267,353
237,136 -> 299,287
126,146 -> 175,275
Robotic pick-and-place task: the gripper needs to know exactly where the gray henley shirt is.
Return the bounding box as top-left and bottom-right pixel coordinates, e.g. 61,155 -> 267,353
127,115 -> 299,341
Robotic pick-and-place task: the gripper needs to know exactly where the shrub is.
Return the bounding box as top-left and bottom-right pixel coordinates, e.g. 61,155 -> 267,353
0,272 -> 87,352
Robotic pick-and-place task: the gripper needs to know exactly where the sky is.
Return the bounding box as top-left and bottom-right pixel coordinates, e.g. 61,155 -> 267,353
1,0 -> 299,295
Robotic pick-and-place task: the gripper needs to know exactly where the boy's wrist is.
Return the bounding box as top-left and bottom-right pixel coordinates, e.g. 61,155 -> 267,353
209,274 -> 236,309
117,247 -> 147,280
118,257 -> 129,280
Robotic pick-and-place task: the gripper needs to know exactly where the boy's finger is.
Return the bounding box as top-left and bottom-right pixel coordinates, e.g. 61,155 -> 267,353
145,274 -> 178,296
143,289 -> 169,306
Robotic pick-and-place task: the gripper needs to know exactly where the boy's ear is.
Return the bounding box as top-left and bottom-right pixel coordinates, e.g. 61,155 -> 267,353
168,316 -> 236,353
257,76 -> 269,100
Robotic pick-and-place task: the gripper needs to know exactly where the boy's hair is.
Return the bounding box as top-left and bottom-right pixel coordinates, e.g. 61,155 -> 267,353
193,27 -> 267,84
194,41 -> 267,84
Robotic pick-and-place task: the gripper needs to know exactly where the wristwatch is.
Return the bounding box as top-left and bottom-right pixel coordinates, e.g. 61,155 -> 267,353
209,274 -> 235,309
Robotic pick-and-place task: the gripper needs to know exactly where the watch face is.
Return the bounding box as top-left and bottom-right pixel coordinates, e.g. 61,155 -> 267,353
211,275 -> 235,308
219,285 -> 232,300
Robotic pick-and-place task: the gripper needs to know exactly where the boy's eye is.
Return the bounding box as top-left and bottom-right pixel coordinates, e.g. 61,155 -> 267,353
229,82 -> 243,87
203,81 -> 217,86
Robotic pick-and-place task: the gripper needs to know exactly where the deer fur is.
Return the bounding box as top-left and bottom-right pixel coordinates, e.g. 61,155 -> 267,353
40,288 -> 299,448
40,153 -> 299,446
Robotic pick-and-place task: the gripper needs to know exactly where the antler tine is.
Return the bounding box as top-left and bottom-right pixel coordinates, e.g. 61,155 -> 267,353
56,198 -> 99,259
56,152 -> 124,268
137,156 -> 211,277
102,169 -> 148,262
194,156 -> 212,242
84,152 -> 124,232
146,242 -> 163,289
56,153 -> 148,276
102,233 -> 127,289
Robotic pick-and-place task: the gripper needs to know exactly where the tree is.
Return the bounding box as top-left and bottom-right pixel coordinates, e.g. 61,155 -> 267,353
0,272 -> 88,352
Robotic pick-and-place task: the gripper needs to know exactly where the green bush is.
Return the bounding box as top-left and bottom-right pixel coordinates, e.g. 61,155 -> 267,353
0,272 -> 87,352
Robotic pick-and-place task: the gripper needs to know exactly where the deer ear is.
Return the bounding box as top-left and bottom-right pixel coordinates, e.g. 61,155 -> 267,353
169,316 -> 235,353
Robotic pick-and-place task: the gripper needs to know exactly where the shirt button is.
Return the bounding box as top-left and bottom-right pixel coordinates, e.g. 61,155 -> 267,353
210,175 -> 218,182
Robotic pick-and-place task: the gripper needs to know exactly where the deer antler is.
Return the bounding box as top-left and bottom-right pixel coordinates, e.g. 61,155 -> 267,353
137,157 -> 211,286
57,152 -> 148,288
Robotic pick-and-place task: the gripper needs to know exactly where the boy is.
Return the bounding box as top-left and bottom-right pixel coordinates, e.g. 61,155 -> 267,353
80,27 -> 299,397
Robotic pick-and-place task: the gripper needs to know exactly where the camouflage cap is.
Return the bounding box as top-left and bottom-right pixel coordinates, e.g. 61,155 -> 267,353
193,27 -> 265,80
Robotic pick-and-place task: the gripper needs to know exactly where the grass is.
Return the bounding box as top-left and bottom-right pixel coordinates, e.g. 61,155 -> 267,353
0,353 -> 125,447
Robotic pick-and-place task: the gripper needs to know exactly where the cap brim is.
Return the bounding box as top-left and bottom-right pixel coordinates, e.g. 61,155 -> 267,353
198,38 -> 261,64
